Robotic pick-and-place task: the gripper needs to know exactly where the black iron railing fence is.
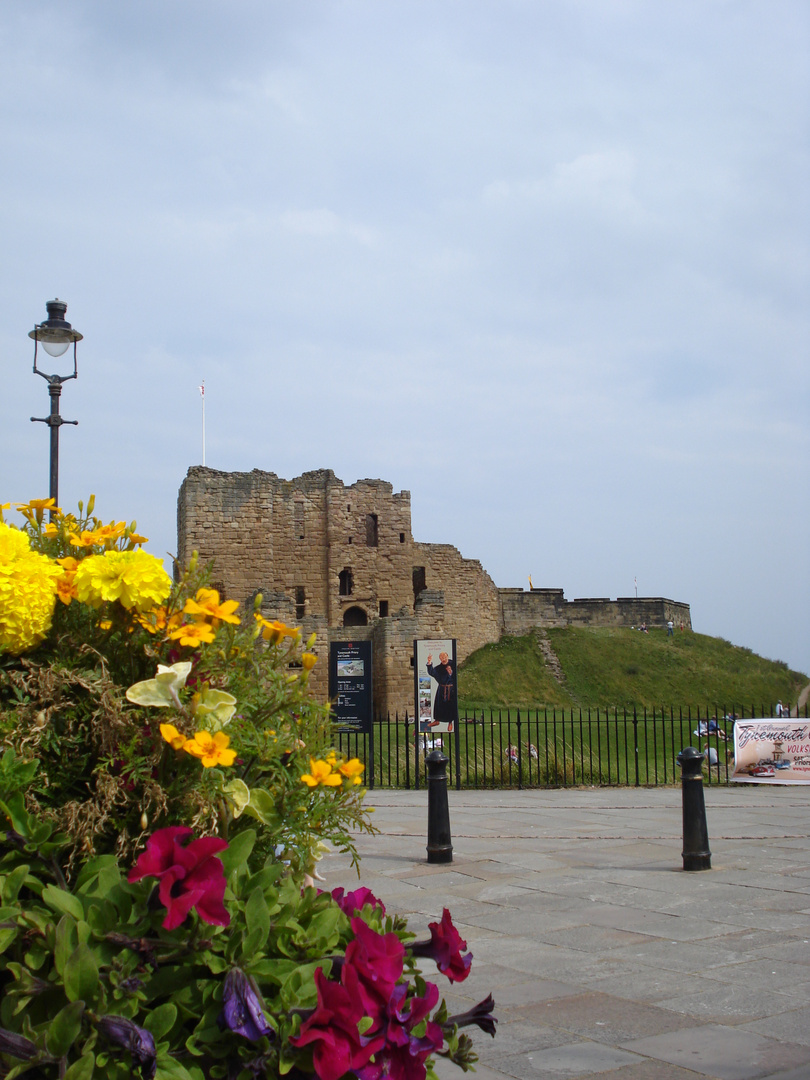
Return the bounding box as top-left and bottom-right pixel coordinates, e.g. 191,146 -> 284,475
335,704 -> 809,790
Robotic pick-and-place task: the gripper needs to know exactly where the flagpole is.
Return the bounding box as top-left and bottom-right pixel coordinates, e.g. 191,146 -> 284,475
199,380 -> 205,465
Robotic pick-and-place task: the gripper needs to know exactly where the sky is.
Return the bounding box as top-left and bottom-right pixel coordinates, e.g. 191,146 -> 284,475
1,1 -> 808,679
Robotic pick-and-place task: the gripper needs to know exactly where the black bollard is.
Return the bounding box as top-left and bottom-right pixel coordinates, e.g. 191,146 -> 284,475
426,748 -> 453,864
676,746 -> 712,871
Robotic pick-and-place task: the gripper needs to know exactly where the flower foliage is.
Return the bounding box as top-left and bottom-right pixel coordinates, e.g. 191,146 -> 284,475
0,804 -> 495,1080
0,498 -> 497,1078
0,497 -> 371,875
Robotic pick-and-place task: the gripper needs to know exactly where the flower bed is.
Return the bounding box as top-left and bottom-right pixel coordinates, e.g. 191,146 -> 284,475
0,499 -> 495,1078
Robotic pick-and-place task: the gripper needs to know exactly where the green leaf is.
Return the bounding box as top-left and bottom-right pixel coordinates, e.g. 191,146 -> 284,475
64,1053 -> 95,1080
55,915 -> 79,976
0,927 -> 17,953
222,778 -> 250,819
242,789 -> 281,828
64,943 -> 100,1004
144,1002 -> 177,1042
218,829 -> 255,877
245,887 -> 270,942
155,1053 -> 196,1080
45,1000 -> 85,1058
1,864 -> 30,902
42,884 -> 84,922
0,793 -> 31,835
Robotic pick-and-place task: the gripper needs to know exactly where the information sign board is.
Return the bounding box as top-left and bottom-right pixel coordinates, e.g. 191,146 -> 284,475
329,641 -> 372,733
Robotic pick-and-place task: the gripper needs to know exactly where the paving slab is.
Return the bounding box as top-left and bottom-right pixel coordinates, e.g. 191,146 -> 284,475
322,786 -> 810,1079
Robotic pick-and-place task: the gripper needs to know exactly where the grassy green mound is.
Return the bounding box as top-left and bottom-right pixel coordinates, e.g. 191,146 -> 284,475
458,627 -> 808,712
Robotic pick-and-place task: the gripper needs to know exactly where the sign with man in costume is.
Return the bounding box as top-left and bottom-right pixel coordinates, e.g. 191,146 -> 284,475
414,639 -> 458,734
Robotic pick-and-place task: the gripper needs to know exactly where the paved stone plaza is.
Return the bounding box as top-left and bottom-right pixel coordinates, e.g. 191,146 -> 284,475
322,786 -> 810,1080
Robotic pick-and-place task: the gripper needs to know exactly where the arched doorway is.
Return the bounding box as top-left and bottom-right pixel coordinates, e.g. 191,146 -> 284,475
343,606 -> 368,627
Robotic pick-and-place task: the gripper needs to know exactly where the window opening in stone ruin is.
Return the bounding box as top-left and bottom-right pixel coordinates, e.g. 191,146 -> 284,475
348,536 -> 352,544
400,532 -> 405,543
294,502 -> 304,540
295,586 -> 305,620
339,568 -> 353,596
379,600 -> 389,618
365,513 -> 378,547
413,567 -> 426,602
343,606 -> 368,627
210,580 -> 226,599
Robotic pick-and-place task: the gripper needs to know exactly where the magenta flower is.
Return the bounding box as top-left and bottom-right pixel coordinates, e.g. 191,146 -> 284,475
356,981 -> 444,1080
128,826 -> 230,931
331,885 -> 385,917
410,908 -> 472,982
345,917 -> 406,1013
290,965 -> 385,1080
445,994 -> 498,1038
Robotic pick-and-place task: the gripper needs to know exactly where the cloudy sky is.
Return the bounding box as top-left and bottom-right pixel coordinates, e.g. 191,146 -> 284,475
1,1 -> 808,679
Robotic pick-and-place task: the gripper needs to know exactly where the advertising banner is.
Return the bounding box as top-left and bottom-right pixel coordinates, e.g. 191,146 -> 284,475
414,639 -> 458,734
731,720 -> 810,784
328,641 -> 372,733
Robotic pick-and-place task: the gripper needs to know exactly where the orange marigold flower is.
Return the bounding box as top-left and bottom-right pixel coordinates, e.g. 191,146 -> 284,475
338,758 -> 365,785
255,616 -> 300,644
183,730 -> 237,768
300,758 -> 343,788
169,621 -> 216,647
160,723 -> 187,750
184,588 -> 240,626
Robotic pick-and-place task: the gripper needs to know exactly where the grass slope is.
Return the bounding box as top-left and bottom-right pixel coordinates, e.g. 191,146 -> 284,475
458,627 -> 808,711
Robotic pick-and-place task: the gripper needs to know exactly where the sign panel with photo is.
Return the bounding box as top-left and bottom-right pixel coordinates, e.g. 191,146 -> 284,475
413,639 -> 458,734
328,641 -> 372,733
730,719 -> 810,784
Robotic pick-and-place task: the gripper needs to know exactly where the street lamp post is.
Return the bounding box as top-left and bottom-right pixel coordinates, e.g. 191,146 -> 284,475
29,299 -> 83,517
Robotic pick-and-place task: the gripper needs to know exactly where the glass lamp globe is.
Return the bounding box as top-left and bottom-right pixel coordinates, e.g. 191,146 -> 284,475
41,340 -> 71,358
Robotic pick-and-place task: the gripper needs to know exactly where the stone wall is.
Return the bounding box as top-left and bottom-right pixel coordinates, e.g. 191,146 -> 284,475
177,466 -> 692,717
499,588 -> 692,636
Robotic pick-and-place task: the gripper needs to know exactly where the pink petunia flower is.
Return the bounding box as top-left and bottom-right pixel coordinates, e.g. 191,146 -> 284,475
128,826 -> 230,931
331,885 -> 386,918
409,908 -> 472,982
290,965 -> 385,1080
345,917 -> 406,1014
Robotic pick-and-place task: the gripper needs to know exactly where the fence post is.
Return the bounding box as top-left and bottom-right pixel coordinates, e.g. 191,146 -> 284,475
633,709 -> 640,786
368,714 -> 375,790
676,746 -> 711,871
426,748 -> 453,863
520,708 -> 527,794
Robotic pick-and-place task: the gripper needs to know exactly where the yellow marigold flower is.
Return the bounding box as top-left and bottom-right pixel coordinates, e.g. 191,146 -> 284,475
126,533 -> 149,546
0,524 -> 61,653
183,730 -> 236,768
255,616 -> 300,644
339,758 -> 365,785
169,621 -> 216,647
300,758 -> 343,788
160,723 -> 187,750
301,652 -> 317,671
183,588 -> 241,626
55,572 -> 77,606
43,523 -> 60,539
96,521 -> 127,546
73,550 -> 172,612
15,498 -> 57,525
136,605 -> 173,634
69,529 -> 105,548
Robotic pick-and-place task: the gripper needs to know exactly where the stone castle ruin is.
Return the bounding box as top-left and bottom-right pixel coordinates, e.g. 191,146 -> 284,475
177,467 -> 691,716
